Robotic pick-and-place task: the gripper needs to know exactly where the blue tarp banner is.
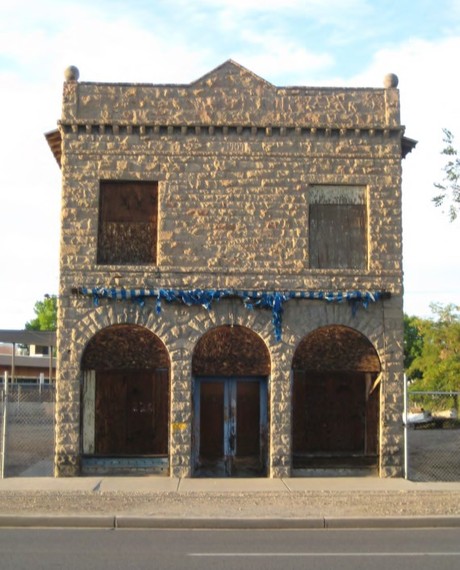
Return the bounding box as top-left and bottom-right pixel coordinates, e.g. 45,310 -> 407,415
77,287 -> 384,341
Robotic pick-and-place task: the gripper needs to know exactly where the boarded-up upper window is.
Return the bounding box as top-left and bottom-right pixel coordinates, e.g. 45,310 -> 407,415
97,181 -> 158,265
309,185 -> 367,269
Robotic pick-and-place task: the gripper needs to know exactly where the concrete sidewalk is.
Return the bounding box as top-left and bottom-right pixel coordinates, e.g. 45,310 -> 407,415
1,475 -> 460,492
0,476 -> 460,529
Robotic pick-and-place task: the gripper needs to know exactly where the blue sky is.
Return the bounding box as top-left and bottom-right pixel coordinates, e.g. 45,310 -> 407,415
1,0 -> 460,328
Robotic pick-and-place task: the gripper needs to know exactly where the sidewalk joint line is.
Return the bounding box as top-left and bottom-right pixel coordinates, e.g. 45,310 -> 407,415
280,478 -> 292,492
92,479 -> 103,493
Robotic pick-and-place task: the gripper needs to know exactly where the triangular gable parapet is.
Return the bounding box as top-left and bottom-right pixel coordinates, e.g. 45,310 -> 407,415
191,59 -> 275,91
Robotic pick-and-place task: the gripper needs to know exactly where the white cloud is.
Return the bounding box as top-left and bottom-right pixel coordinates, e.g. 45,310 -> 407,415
186,0 -> 369,19
232,32 -> 334,83
349,37 -> 460,316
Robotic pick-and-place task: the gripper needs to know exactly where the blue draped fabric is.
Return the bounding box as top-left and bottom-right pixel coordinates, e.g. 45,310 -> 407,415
77,287 -> 383,341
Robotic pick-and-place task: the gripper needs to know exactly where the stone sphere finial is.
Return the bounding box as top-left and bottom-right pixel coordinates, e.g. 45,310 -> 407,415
383,73 -> 398,88
64,66 -> 80,82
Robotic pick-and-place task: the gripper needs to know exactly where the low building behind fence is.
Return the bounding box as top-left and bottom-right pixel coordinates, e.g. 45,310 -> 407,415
405,390 -> 460,482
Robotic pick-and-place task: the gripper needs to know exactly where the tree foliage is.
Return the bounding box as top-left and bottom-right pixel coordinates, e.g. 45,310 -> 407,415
405,303 -> 460,392
403,314 -> 424,379
433,129 -> 460,221
25,295 -> 58,331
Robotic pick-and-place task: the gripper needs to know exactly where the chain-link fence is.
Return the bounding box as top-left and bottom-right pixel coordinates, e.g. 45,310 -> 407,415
405,390 -> 460,482
0,382 -> 55,478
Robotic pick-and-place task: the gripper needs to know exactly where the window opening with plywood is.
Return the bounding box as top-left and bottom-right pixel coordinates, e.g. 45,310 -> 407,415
97,181 -> 158,265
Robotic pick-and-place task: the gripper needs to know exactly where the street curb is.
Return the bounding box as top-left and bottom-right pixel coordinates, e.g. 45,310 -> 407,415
324,516 -> 460,529
115,517 -> 325,529
1,515 -> 460,529
0,515 -> 115,528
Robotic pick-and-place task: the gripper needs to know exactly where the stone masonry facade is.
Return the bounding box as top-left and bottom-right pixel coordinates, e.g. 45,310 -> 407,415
48,61 -> 415,477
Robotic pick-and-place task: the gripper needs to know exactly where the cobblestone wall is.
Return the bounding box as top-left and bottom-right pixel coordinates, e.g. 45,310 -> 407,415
53,61 -> 409,477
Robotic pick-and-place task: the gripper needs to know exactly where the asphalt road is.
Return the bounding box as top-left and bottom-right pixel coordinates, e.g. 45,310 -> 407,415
1,528 -> 460,569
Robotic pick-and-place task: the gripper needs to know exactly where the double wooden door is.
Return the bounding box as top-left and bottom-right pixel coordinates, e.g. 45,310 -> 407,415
194,377 -> 268,477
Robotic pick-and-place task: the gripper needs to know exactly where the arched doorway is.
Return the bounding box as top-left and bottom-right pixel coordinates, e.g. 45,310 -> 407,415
292,325 -> 381,471
192,325 -> 270,477
81,324 -> 169,472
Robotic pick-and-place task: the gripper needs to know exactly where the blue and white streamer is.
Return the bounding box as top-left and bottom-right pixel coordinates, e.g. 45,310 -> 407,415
76,287 -> 386,341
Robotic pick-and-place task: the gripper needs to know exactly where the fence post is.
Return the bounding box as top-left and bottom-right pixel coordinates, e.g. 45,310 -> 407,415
39,372 -> 44,398
403,374 -> 408,479
1,371 -> 8,479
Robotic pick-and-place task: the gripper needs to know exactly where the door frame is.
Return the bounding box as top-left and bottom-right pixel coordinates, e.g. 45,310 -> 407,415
192,376 -> 268,476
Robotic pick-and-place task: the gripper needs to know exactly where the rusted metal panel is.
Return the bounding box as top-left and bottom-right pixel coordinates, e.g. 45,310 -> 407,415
292,325 -> 381,373
192,325 -> 270,377
81,324 -> 170,370
97,181 -> 158,265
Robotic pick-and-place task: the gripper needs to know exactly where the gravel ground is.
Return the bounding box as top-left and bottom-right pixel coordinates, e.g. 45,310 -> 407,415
1,490 -> 460,518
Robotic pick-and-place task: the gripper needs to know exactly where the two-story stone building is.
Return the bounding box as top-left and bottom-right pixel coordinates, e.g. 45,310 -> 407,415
46,60 -> 415,477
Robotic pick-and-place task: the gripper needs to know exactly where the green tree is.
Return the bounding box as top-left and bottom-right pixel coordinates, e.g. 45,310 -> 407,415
403,314 -> 424,380
408,303 -> 460,392
433,129 -> 460,221
25,295 -> 58,331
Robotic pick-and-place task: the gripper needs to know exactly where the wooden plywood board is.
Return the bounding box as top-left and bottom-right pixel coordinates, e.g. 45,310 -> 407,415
98,181 -> 158,264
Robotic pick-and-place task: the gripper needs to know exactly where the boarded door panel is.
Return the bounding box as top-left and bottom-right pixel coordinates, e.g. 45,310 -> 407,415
236,381 -> 260,457
95,369 -> 168,455
125,370 -> 155,455
292,370 -> 308,454
95,370 -> 127,454
293,371 -> 365,455
199,381 -> 224,460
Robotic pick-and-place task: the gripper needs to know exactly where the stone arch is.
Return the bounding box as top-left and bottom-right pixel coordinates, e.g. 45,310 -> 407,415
72,303 -> 170,365
80,324 -> 170,464
291,325 -> 381,471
